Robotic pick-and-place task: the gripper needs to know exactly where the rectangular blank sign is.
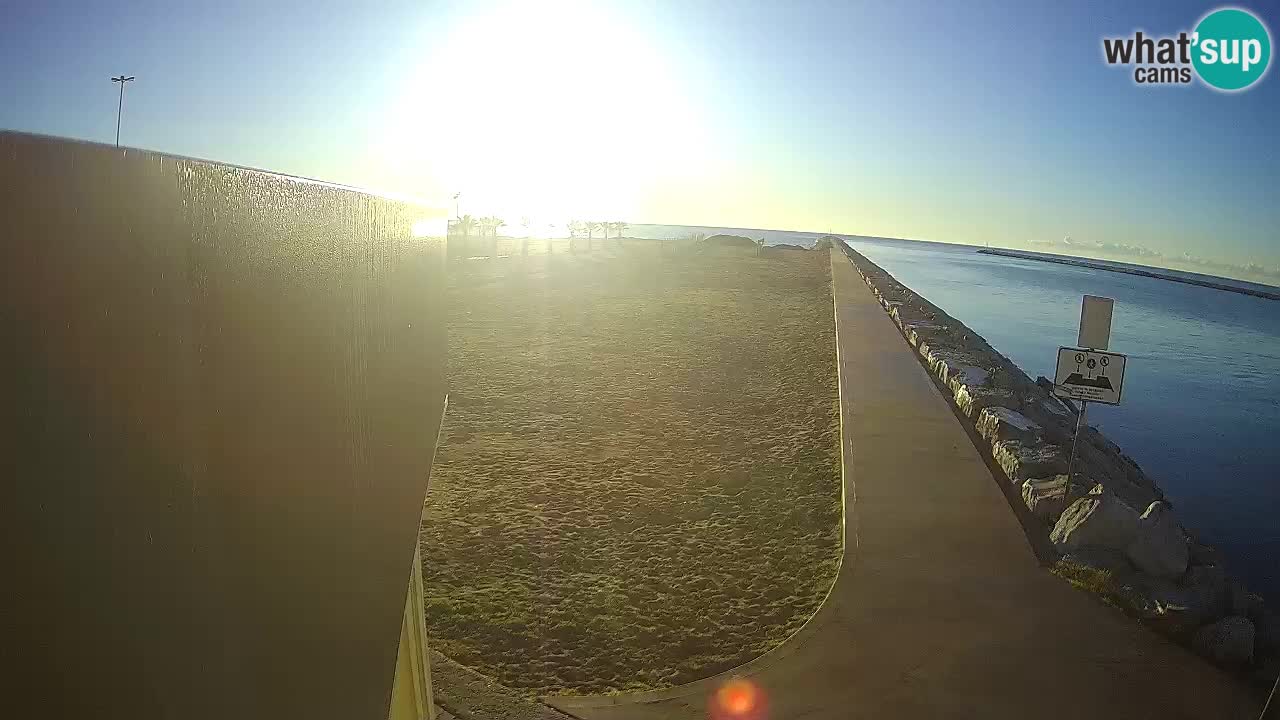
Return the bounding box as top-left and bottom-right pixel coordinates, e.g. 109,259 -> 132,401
1078,295 -> 1113,350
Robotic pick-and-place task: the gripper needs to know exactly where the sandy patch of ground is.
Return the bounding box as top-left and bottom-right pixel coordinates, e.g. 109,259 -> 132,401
420,241 -> 841,694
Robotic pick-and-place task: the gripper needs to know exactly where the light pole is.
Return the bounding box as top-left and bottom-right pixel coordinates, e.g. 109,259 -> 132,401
453,192 -> 461,219
111,75 -> 135,148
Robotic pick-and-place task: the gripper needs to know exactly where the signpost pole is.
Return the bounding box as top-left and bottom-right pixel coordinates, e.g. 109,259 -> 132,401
1064,399 -> 1088,504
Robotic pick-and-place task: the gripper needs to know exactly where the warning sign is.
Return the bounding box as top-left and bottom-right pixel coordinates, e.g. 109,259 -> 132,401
1053,347 -> 1126,405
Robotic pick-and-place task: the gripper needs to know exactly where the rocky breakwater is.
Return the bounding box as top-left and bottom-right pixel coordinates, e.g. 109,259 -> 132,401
836,242 -> 1279,687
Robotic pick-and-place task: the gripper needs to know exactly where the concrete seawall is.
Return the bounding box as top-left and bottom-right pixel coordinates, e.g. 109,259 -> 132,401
1,131 -> 451,720
835,239 -> 1279,687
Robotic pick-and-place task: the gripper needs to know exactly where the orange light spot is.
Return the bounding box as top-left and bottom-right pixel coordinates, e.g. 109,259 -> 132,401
716,679 -> 758,715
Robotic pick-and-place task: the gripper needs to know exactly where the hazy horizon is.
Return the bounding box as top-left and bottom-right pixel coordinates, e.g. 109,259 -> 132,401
2,0 -> 1276,273
611,221 -> 1280,287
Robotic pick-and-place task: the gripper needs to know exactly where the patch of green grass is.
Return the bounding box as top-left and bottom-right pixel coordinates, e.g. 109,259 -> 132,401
1052,560 -> 1122,608
420,242 -> 842,694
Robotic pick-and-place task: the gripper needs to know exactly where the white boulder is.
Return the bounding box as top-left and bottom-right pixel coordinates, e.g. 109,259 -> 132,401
946,364 -> 990,397
1125,502 -> 1189,580
1051,485 -> 1141,553
978,407 -> 1043,445
902,322 -> 939,348
993,439 -> 1069,484
921,347 -> 955,381
887,303 -> 903,325
954,385 -> 1017,419
932,353 -> 978,388
1022,475 -> 1068,522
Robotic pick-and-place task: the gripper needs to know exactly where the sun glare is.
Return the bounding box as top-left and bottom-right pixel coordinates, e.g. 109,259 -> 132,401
377,0 -> 713,222
710,677 -> 767,720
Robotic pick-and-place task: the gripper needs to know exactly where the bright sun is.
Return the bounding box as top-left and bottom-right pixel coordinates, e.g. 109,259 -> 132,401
377,0 -> 712,224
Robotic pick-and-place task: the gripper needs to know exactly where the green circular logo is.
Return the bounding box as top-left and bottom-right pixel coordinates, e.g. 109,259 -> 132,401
1192,8 -> 1272,91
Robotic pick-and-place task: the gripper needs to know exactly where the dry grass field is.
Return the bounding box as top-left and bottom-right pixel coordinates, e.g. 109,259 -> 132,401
419,240 -> 841,694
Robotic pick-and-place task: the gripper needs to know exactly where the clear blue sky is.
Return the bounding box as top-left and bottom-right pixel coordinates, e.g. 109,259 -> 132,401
2,0 -> 1277,268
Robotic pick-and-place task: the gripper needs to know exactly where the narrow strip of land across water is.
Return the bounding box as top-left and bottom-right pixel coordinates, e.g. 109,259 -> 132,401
977,247 -> 1280,300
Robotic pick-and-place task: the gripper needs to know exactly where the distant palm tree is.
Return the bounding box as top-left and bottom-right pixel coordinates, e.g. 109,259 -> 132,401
595,222 -> 607,249
453,214 -> 476,240
451,214 -> 477,257
472,217 -> 488,255
473,217 -> 489,255
584,221 -> 594,250
611,221 -> 627,246
521,217 -> 531,256
484,216 -> 504,256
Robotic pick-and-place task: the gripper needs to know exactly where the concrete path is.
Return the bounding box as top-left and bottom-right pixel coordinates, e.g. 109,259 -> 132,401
430,650 -> 577,720
547,249 -> 1257,720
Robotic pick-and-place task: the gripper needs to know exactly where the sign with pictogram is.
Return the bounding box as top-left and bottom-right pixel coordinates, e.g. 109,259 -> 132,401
1053,347 -> 1126,405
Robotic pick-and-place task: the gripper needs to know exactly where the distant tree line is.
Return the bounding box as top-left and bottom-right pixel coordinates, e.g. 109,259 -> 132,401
447,216 -> 627,257
565,221 -> 628,251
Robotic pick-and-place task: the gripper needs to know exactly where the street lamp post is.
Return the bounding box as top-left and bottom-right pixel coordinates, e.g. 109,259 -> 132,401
111,75 -> 135,148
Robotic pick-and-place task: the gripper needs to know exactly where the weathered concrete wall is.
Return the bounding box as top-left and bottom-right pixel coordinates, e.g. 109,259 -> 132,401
390,543 -> 439,720
0,132 -> 449,719
834,240 -> 1278,683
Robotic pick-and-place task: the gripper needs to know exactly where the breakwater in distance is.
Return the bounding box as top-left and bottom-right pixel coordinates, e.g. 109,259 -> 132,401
976,248 -> 1280,301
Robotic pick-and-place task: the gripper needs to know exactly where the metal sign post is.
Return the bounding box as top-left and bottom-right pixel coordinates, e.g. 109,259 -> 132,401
1064,400 -> 1088,500
1053,296 -> 1124,503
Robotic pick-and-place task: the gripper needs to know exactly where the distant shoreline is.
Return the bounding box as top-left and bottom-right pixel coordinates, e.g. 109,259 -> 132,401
976,248 -> 1280,301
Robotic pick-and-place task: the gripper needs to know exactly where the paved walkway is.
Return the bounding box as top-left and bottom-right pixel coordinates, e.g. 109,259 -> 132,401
547,249 -> 1257,720
430,650 -> 576,720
